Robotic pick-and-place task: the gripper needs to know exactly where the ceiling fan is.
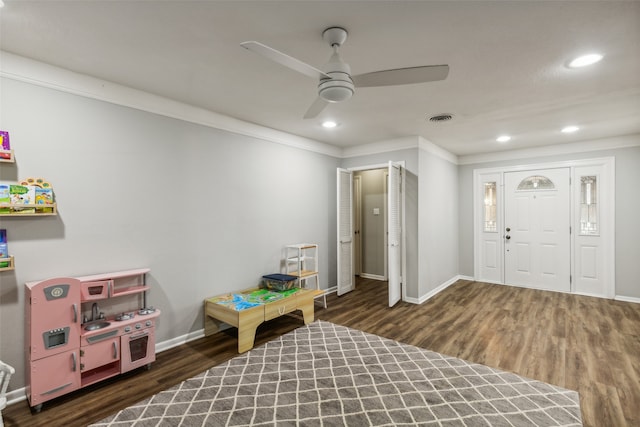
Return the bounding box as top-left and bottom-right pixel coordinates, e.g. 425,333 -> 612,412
241,26 -> 449,119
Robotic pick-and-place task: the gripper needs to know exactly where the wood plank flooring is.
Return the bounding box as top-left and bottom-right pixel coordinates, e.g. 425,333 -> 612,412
4,278 -> 640,426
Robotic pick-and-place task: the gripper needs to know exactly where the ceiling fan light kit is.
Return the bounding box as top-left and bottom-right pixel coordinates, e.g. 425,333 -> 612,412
318,73 -> 354,102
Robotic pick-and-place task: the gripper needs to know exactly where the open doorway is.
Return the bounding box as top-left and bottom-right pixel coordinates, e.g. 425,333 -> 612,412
337,162 -> 404,307
353,168 -> 388,281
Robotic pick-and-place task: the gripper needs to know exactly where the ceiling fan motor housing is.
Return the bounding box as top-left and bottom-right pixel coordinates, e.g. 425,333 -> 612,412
319,73 -> 354,102
319,40 -> 354,103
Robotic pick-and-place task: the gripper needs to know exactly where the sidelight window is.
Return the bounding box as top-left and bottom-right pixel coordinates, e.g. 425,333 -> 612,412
483,182 -> 497,232
580,176 -> 598,235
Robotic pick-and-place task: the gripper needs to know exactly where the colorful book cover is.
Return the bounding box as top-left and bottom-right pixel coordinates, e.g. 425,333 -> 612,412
0,229 -> 8,267
9,185 -> 35,204
9,185 -> 36,213
0,131 -> 10,159
0,184 -> 9,214
35,187 -> 54,204
35,187 -> 55,213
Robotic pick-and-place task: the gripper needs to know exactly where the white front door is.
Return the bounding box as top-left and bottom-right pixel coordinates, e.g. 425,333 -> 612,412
504,168 -> 571,292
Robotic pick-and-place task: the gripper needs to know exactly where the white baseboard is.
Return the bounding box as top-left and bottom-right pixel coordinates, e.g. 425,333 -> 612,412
404,275 -> 467,305
155,329 -> 207,353
615,295 -> 640,304
359,273 -> 386,281
476,279 -> 504,285
6,388 -> 26,406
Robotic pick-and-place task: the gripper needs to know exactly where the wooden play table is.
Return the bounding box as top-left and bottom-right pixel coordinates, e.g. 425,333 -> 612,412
204,287 -> 323,353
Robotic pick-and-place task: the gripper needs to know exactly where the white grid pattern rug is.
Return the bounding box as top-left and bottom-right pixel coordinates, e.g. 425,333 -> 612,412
92,321 -> 582,426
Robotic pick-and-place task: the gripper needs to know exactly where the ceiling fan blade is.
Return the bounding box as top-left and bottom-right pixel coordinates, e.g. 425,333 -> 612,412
352,65 -> 449,88
241,41 -> 331,80
303,97 -> 329,119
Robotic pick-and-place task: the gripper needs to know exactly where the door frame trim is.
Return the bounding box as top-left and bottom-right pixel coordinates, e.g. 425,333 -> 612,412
344,162 -> 407,302
473,157 -> 615,297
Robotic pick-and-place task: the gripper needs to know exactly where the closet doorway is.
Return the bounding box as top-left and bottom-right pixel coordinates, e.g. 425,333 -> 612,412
353,168 -> 388,281
337,162 -> 404,307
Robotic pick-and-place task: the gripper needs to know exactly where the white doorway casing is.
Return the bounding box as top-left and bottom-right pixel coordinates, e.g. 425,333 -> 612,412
473,157 -> 615,298
337,162 -> 407,305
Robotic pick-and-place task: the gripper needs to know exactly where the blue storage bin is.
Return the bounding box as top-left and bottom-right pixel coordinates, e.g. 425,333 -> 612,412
262,274 -> 298,291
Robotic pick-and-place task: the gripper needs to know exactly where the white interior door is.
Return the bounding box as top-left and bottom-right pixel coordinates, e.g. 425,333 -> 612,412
504,168 -> 570,292
388,162 -> 402,306
337,168 -> 354,296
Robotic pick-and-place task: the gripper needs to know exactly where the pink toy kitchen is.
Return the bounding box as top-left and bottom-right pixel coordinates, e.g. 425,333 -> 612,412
24,268 -> 160,412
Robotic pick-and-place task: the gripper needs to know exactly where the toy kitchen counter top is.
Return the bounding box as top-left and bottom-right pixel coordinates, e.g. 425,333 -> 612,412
203,287 -> 323,353
81,308 -> 161,340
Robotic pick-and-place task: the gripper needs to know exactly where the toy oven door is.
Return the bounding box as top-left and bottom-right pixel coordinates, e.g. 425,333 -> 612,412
121,328 -> 155,373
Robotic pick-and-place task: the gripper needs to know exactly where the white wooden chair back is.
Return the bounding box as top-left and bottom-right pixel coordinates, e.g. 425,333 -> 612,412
0,361 -> 15,427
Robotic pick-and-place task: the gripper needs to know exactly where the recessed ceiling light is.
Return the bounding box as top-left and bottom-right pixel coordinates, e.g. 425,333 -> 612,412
321,121 -> 337,129
568,53 -> 603,68
496,135 -> 511,143
561,125 -> 580,133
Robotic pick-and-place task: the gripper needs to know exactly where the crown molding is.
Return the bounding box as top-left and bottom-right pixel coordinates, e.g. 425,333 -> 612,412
340,136 -> 420,158
5,51 -> 633,164
458,134 -> 640,165
0,51 -> 342,158
418,136 -> 459,164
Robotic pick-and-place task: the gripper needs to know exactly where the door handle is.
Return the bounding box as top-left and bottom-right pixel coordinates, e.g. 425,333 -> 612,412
113,341 -> 118,359
505,235 -> 511,240
71,352 -> 77,372
72,304 -> 78,323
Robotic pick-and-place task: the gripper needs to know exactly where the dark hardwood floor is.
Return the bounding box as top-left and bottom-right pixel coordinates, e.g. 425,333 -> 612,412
4,278 -> 640,426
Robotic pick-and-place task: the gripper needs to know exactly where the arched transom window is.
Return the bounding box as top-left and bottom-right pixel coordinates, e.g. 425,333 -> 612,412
516,175 -> 555,191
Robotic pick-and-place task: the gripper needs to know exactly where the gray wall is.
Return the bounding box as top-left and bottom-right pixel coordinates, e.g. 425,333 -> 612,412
457,143 -> 640,299
0,78 -> 340,391
354,169 -> 386,277
418,147 -> 459,296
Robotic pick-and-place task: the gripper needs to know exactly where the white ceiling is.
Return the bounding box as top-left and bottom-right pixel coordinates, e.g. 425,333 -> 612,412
1,1 -> 639,156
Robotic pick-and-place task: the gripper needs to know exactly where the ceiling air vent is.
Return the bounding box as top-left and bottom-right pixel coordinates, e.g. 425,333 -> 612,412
428,114 -> 453,122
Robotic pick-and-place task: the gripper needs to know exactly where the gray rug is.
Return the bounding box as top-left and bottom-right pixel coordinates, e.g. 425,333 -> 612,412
91,321 -> 582,426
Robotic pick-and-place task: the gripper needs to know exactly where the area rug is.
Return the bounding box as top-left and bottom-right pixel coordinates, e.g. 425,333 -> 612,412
91,320 -> 582,426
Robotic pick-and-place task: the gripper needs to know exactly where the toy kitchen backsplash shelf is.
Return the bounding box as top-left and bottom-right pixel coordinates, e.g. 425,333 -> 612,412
25,268 -> 160,411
